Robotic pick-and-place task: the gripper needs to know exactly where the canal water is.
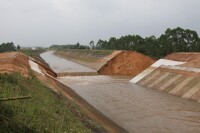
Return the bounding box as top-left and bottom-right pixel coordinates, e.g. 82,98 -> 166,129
40,51 -> 96,73
41,51 -> 200,133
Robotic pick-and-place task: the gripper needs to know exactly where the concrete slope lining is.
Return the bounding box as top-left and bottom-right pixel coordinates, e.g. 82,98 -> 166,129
148,72 -> 171,88
130,67 -> 155,83
159,74 -> 182,91
29,60 -> 44,75
168,77 -> 195,95
130,59 -> 185,83
182,82 -> 200,99
130,51 -> 200,103
137,69 -> 161,85
136,66 -> 200,102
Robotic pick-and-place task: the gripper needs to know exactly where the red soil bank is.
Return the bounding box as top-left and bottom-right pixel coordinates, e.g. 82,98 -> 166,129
165,52 -> 200,62
0,52 -> 30,76
0,52 -> 57,77
165,52 -> 200,68
98,51 -> 155,76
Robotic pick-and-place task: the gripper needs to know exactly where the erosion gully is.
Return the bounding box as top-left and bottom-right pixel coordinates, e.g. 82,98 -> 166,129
41,51 -> 200,133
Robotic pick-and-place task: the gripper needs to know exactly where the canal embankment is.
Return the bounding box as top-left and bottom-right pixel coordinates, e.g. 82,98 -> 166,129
131,52 -> 200,102
41,51 -> 200,133
0,51 -> 109,133
53,49 -> 155,76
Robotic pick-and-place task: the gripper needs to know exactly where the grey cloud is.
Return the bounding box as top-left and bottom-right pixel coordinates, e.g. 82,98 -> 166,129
0,0 -> 200,47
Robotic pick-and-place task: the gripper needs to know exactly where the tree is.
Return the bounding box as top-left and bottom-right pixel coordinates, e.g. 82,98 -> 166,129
0,42 -> 16,53
89,41 -> 94,50
17,45 -> 21,51
159,27 -> 200,56
49,27 -> 200,59
76,42 -> 80,48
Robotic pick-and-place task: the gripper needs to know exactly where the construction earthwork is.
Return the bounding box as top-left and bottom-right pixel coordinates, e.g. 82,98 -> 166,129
131,52 -> 200,102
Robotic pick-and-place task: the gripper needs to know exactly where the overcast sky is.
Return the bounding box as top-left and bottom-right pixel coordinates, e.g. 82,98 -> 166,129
0,0 -> 200,47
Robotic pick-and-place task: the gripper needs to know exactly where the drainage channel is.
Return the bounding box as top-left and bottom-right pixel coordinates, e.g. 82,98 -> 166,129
41,51 -> 200,133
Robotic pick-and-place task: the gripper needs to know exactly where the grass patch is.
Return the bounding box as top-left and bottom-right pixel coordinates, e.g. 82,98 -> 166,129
22,49 -> 46,60
0,72 -> 104,133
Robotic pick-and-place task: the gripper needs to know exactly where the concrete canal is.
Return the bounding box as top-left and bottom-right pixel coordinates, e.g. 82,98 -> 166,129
41,51 -> 200,133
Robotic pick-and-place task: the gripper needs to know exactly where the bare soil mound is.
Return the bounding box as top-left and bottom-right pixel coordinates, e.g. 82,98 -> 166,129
165,52 -> 200,62
181,62 -> 200,69
93,51 -> 122,71
98,51 -> 155,76
0,52 -> 30,76
0,52 -> 57,77
165,52 -> 200,69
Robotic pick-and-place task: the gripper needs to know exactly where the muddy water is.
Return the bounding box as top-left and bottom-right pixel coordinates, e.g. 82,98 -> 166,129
41,52 -> 200,133
58,76 -> 200,133
40,51 -> 95,73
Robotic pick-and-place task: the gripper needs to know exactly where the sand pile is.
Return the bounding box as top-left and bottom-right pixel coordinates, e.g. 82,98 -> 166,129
0,52 -> 30,76
98,51 -> 155,76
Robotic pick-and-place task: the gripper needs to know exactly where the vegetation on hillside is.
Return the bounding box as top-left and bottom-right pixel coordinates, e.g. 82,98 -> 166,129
50,27 -> 200,59
50,43 -> 89,50
0,42 -> 17,53
96,27 -> 200,58
22,48 -> 46,59
0,72 -> 104,133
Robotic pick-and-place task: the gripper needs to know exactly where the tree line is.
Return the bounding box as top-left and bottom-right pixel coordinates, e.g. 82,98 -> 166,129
50,43 -> 89,50
0,42 -> 20,53
96,27 -> 200,58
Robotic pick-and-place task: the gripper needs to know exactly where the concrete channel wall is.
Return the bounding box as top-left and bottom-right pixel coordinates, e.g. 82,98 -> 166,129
136,66 -> 200,102
130,56 -> 200,103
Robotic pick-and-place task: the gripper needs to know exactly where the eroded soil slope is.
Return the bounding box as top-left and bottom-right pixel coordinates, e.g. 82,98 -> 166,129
165,52 -> 200,62
0,52 -> 30,76
165,52 -> 200,69
98,51 -> 155,76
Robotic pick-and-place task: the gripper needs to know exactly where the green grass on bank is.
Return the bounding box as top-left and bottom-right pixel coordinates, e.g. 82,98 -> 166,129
22,49 -> 46,59
0,72 -> 103,133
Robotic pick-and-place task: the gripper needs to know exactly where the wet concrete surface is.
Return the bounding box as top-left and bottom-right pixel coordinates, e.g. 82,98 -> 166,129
40,51 -> 96,73
41,51 -> 200,133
